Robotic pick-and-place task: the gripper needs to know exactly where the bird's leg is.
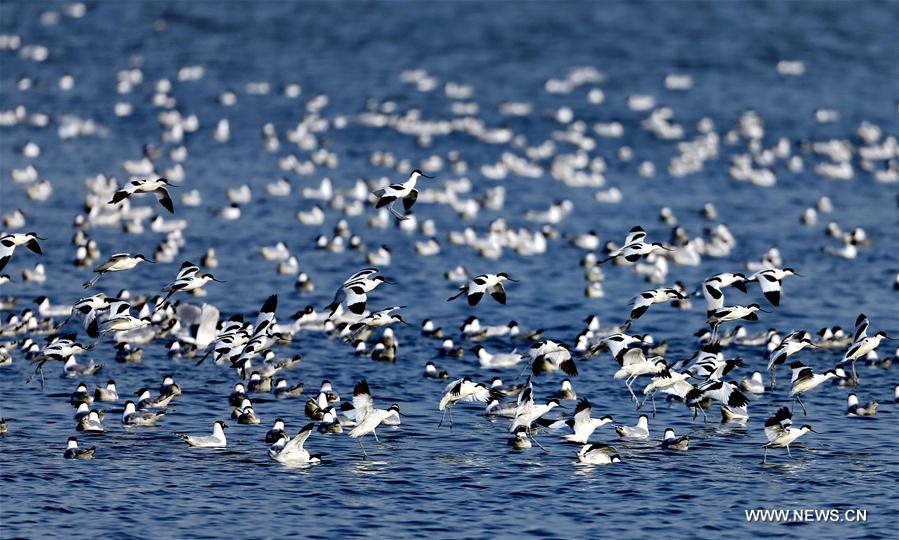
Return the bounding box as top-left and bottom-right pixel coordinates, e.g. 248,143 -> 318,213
626,380 -> 638,404
448,405 -> 454,431
358,439 -> 367,460
437,408 -> 447,429
763,448 -> 768,464
850,360 -> 859,385
770,368 -> 776,390
372,429 -> 381,444
701,408 -> 709,423
531,436 -> 549,453
692,406 -> 698,422
786,444 -> 793,458
651,394 -> 657,417
799,397 -> 809,416
387,201 -> 408,221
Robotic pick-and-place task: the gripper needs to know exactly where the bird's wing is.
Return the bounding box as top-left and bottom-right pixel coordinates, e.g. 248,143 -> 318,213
286,423 -> 314,450
155,187 -> 174,213
352,380 -> 374,417
254,295 -> 278,331
344,268 -> 378,285
624,227 -> 646,245
764,407 -> 792,441
343,285 -> 368,315
791,365 -> 814,385
852,313 -> 869,342
572,398 -> 592,427
757,272 -> 781,293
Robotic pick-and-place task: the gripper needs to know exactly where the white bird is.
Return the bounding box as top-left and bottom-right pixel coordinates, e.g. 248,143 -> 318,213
615,414 -> 649,439
740,371 -> 765,394
122,400 -> 165,426
763,407 -> 816,463
0,232 -> 44,271
788,361 -> 843,415
83,253 -> 154,288
177,420 -> 228,448
269,422 -> 321,465
472,345 -> 524,369
347,380 -> 401,459
577,443 -> 621,465
447,273 -> 516,306
748,267 -> 800,306
372,169 -> 434,220
438,376 -> 491,429
109,178 -> 175,213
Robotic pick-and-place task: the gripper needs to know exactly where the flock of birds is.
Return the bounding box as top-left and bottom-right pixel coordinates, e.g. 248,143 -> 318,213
1,7 -> 897,470
2,200 -> 896,466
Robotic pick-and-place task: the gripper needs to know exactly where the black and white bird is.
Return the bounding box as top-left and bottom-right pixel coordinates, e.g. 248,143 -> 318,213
839,313 -> 893,382
342,306 -> 408,342
556,398 -> 613,444
598,226 -> 673,264
788,361 -> 843,415
846,393 -> 878,417
762,407 -> 816,463
438,376 -> 491,429
177,420 -> 228,448
614,347 -> 669,403
447,273 -> 516,306
685,380 -> 749,421
529,340 -> 578,376
347,380 -> 401,459
661,428 -> 689,451
109,177 -> 175,213
64,436 -> 95,460
767,331 -> 815,389
158,261 -> 223,306
700,272 -> 748,315
0,232 -> 44,271
577,444 -> 621,465
265,418 -> 287,443
749,267 -> 800,306
325,268 -> 389,318
707,304 -> 767,341
511,384 -> 562,432
624,287 -> 686,328
83,253 -> 154,288
371,169 -> 434,220
268,422 -> 321,465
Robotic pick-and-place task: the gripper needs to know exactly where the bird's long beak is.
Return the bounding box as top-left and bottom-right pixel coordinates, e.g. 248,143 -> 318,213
35,236 -> 47,240
758,308 -> 772,313
382,277 -> 397,285
421,173 -> 435,179
222,423 -> 230,428
505,277 -> 519,282
211,277 -> 226,283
